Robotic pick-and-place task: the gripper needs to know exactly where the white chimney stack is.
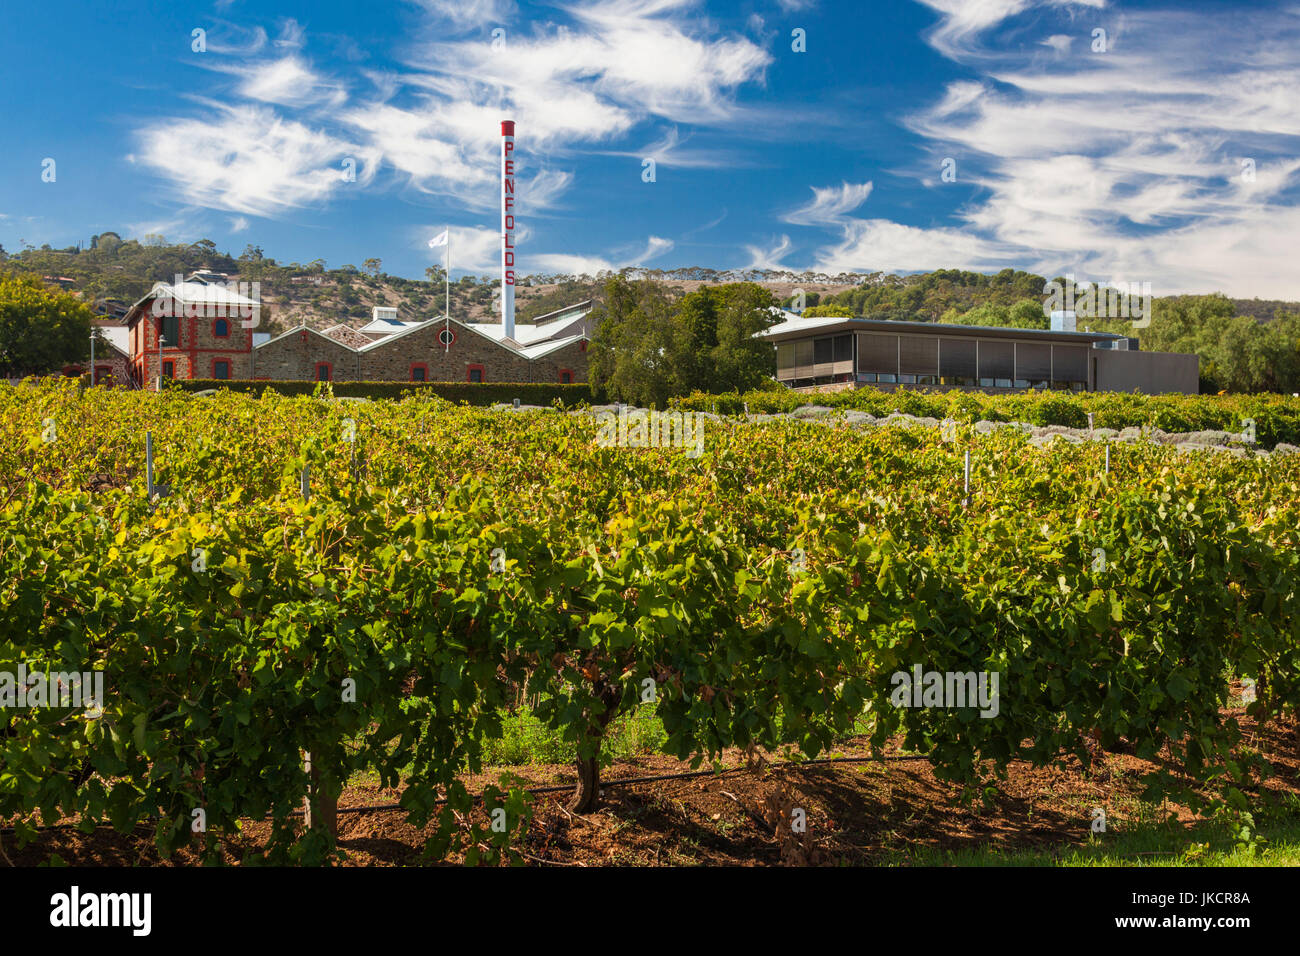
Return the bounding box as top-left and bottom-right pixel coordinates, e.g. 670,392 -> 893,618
501,119 -> 516,341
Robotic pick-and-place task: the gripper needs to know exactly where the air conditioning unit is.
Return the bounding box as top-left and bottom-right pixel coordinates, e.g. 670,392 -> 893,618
1092,337 -> 1139,351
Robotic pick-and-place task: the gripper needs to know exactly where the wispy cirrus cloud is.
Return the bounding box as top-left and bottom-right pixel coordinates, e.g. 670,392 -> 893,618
530,234 -> 674,276
782,181 -> 873,226
597,126 -> 743,170
915,0 -> 1107,59
799,1 -> 1300,298
232,57 -> 347,108
744,234 -> 793,270
133,103 -> 378,215
134,0 -> 768,238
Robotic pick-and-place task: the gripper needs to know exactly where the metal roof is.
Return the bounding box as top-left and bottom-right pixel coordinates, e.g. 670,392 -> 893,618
758,314 -> 1128,344
122,280 -> 259,325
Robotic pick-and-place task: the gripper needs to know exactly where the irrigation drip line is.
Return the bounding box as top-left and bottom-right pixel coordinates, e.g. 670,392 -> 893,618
306,752 -> 933,818
0,753 -> 930,834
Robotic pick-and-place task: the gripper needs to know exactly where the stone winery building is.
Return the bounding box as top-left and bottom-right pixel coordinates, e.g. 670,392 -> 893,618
117,274 -> 592,387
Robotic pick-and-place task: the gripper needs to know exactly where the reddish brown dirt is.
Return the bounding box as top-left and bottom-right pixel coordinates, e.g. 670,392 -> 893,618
6,708 -> 1297,867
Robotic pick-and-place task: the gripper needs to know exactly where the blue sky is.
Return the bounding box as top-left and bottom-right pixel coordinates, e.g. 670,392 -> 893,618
4,0 -> 1300,297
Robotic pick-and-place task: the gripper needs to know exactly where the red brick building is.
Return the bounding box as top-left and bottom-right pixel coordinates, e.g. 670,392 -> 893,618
119,275 -> 591,385
121,276 -> 259,387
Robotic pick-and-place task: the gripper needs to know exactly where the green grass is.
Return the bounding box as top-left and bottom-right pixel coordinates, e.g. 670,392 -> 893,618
478,703 -> 668,766
886,803 -> 1300,867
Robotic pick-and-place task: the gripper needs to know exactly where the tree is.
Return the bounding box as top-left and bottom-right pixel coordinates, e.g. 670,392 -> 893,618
587,275 -> 678,407
362,258 -> 382,278
1007,298 -> 1048,329
240,244 -> 265,261
801,304 -> 853,318
704,283 -> 780,392
424,265 -> 446,285
0,273 -> 94,376
589,278 -> 778,405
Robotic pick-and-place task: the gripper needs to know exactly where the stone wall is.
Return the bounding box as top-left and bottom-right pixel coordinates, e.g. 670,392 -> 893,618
357,323 -> 534,382
529,339 -> 589,383
254,329 -> 362,381
227,320 -> 593,384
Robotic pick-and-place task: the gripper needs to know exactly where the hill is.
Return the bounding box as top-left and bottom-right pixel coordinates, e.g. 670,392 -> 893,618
0,235 -> 872,334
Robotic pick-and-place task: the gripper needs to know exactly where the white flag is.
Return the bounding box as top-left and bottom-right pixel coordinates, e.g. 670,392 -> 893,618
427,230 -> 448,248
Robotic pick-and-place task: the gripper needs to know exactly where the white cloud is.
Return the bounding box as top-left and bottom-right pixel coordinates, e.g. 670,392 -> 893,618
1040,33 -> 1072,53
413,0 -> 517,29
274,19 -> 306,49
798,2 -> 1300,298
134,0 -> 769,227
134,103 -> 378,216
635,235 -> 674,263
744,234 -> 793,270
529,252 -> 619,276
602,126 -> 742,170
230,216 -> 250,233
233,57 -> 346,108
202,23 -> 271,56
812,220 -> 1013,274
124,214 -> 199,242
527,233 -> 673,277
916,0 -> 1107,60
418,224 -> 507,272
783,181 -> 874,226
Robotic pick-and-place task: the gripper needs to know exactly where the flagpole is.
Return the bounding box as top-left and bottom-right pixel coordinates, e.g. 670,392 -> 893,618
444,225 -> 450,354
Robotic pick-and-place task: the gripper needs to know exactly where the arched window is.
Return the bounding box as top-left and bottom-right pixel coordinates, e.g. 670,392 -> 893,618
213,318 -> 230,338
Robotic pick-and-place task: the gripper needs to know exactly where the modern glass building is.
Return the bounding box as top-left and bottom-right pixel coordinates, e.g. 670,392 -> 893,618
760,314 -> 1198,395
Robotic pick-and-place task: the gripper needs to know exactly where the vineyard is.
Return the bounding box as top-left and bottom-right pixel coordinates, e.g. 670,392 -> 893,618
2,378 -> 1299,865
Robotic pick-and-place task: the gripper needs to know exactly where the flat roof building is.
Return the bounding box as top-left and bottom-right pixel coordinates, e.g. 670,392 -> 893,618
758,311 -> 1199,395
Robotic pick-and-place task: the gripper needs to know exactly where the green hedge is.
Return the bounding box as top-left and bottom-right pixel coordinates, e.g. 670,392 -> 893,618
671,387 -> 1300,447
175,379 -> 604,406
